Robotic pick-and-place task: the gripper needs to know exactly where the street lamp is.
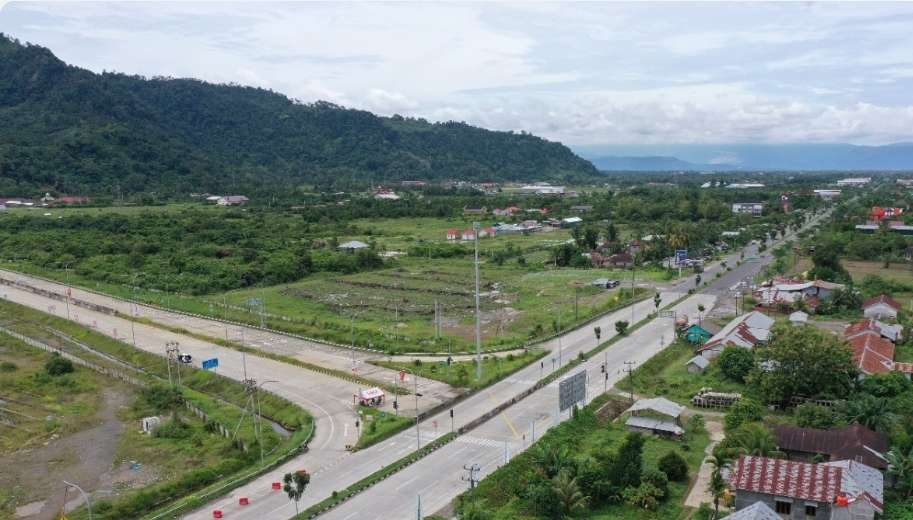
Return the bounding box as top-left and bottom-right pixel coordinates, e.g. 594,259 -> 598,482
257,380 -> 279,465
62,480 -> 92,520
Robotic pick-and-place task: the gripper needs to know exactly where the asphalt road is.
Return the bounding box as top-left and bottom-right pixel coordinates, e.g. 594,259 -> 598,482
183,292 -> 684,519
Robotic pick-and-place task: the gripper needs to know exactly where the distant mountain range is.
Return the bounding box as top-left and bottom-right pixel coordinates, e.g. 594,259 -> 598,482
0,34 -> 596,197
576,143 -> 913,171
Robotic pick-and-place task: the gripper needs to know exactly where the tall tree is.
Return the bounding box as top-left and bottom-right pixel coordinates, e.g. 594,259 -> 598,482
283,470 -> 310,515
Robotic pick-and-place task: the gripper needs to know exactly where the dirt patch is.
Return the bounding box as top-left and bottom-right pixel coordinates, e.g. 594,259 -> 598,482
1,388 -> 136,520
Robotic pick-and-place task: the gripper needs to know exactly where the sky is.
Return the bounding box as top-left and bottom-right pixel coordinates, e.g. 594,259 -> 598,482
2,1 -> 913,147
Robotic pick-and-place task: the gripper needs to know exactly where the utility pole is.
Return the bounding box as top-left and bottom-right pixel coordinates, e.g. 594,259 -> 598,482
557,309 -> 563,367
62,480 -> 93,520
165,341 -> 180,387
64,263 -> 71,320
631,264 -> 636,324
462,463 -> 480,490
623,361 -> 635,402
473,221 -> 482,381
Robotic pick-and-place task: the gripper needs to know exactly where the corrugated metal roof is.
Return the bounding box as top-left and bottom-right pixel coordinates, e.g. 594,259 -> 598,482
730,456 -> 842,503
772,424 -> 888,470
720,502 -> 780,520
625,416 -> 684,436
626,397 -> 684,418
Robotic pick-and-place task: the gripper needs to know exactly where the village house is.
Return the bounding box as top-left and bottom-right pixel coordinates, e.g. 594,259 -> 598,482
855,220 -> 913,235
570,204 -> 593,213
560,216 -> 583,228
373,188 -> 401,200
836,177 -> 872,187
622,397 -> 685,438
216,195 -> 249,206
627,240 -> 643,256
729,455 -> 883,520
720,501 -> 780,520
863,294 -> 901,320
814,189 -> 842,200
771,424 -> 889,470
869,206 -> 904,221
601,252 -> 633,268
788,310 -> 809,325
446,228 -> 459,241
338,240 -> 370,252
842,319 -> 910,377
696,311 -> 775,360
400,180 -> 426,187
754,278 -> 844,310
845,318 -> 902,343
462,206 -> 488,216
681,322 -> 719,345
685,355 -> 710,374
492,206 -> 520,217
731,202 -> 764,216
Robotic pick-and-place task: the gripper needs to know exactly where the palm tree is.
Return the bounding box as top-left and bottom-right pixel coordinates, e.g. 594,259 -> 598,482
706,454 -> 731,520
841,395 -> 896,433
728,423 -> 782,457
552,470 -> 588,517
887,447 -> 913,497
283,470 -> 310,515
531,443 -> 570,479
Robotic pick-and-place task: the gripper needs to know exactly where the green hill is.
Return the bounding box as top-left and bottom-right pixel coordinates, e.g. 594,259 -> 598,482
0,34 -> 598,198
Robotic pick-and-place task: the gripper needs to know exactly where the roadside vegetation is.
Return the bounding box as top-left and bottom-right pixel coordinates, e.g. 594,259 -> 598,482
373,349 -> 547,391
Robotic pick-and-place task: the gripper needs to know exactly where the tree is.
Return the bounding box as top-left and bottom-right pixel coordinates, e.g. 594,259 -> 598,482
283,470 -> 310,515
609,432 -> 645,491
706,455 -> 731,520
45,354 -> 74,376
622,481 -> 663,510
531,443 -> 571,479
724,399 -> 764,432
615,320 -> 629,336
657,451 -> 689,482
718,347 -> 754,383
887,446 -> 913,497
752,325 -> 856,405
459,499 -> 493,520
552,470 -> 589,517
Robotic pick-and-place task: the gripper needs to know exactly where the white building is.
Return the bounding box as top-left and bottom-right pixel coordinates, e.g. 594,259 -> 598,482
814,189 -> 842,200
726,183 -> 765,189
697,311 -> 775,359
836,177 -> 872,187
217,195 -> 249,206
731,202 -> 764,216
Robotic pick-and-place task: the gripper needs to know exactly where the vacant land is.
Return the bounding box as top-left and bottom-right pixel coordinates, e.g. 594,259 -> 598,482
615,340 -> 748,404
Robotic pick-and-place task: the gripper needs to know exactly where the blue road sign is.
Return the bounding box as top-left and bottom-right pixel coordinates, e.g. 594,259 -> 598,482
675,249 -> 688,265
202,358 -> 219,370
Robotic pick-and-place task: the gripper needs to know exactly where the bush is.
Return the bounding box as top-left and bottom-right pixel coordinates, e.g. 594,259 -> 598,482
641,467 -> 668,499
725,399 -> 764,432
657,451 -> 689,482
0,361 -> 17,372
140,384 -> 184,413
794,402 -> 838,429
154,415 -> 192,439
45,354 -> 74,376
718,347 -> 754,383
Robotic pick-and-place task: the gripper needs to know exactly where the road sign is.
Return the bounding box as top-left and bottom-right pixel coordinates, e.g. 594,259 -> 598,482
559,370 -> 587,412
675,249 -> 688,266
202,358 -> 219,370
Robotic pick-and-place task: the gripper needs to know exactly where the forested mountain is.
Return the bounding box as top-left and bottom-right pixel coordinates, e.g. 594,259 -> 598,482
0,35 -> 598,197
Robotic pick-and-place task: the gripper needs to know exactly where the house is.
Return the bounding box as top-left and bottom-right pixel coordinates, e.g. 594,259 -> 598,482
623,397 -> 685,437
373,189 -> 401,200
771,424 -> 889,470
836,177 -> 872,187
446,228 -> 459,241
720,502 -> 780,520
729,455 -> 883,520
561,216 -> 583,228
606,253 -> 633,268
788,311 -> 808,325
480,227 -> 497,238
681,323 -> 716,345
57,195 -> 90,205
519,220 -> 542,232
855,221 -> 913,235
732,202 -> 764,216
400,180 -> 427,187
338,240 -> 370,252
697,311 -> 775,359
685,355 -> 710,373
520,184 -> 565,196
217,195 -> 249,206
845,318 -> 902,343
570,205 -> 593,213
754,279 -> 844,309
463,206 -> 487,216
727,183 -> 766,189
205,195 -> 222,203
814,189 -> 842,200
627,240 -> 643,256
492,206 -> 520,217
869,206 -> 904,221
863,294 -> 901,320
845,327 -> 896,376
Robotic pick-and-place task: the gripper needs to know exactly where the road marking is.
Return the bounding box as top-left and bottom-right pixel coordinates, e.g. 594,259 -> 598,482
486,390 -> 521,440
395,475 -> 419,492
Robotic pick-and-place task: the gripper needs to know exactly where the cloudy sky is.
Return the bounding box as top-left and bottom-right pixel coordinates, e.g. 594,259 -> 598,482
2,1 -> 913,147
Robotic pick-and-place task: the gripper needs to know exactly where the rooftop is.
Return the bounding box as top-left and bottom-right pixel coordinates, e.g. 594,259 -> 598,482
771,424 -> 888,470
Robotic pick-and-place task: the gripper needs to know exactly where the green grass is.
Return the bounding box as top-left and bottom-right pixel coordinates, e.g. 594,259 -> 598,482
355,406 -> 414,449
0,334 -> 113,453
460,393 -> 711,520
615,339 -> 750,403
373,349 -> 548,390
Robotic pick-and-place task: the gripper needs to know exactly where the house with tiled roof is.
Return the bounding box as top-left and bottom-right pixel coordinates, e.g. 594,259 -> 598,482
697,311 -> 775,360
845,318 -> 902,343
445,228 -> 459,240
846,332 -> 895,376
863,294 -> 902,320
754,278 -> 844,310
729,455 -> 883,520
771,424 -> 889,470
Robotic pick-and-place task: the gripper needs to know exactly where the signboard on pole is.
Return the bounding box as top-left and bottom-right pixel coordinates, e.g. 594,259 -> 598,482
559,370 -> 587,412
675,249 -> 688,266
202,358 -> 219,370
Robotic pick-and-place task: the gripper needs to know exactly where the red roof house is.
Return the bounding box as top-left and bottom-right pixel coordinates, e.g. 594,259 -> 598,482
863,294 -> 901,320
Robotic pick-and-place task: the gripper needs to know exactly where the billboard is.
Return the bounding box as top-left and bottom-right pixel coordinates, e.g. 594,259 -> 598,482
559,370 -> 587,412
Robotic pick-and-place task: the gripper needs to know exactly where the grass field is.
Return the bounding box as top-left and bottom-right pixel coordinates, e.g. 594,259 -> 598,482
373,348 -> 548,390
615,339 -> 749,404
354,406 -> 413,449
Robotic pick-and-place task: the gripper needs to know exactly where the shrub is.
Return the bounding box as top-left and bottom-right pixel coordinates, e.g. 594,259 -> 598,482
140,384 -> 184,413
44,354 -> 74,376
657,451 -> 689,482
154,414 -> 192,439
0,361 -> 17,372
641,468 -> 668,499
794,402 -> 838,429
725,399 -> 764,432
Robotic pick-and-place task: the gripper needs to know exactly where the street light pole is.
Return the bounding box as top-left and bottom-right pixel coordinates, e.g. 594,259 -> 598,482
473,221 -> 482,381
64,263 -> 71,320
62,480 -> 92,520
